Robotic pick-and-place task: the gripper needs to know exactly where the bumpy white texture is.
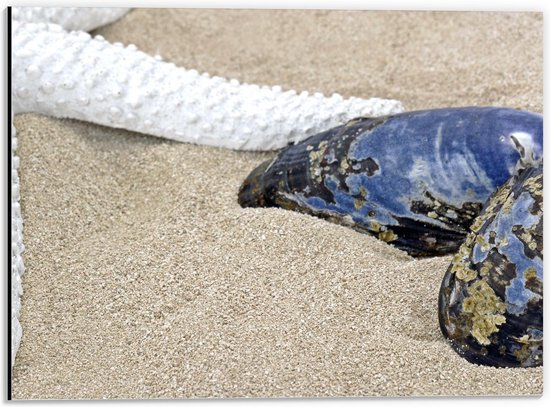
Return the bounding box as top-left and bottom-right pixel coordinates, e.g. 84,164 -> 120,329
11,7 -> 130,32
13,19 -> 403,150
10,7 -> 404,367
11,114 -> 24,368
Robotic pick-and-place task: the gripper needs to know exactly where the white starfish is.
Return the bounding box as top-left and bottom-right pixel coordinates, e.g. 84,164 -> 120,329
12,7 -> 403,150
10,7 -> 404,366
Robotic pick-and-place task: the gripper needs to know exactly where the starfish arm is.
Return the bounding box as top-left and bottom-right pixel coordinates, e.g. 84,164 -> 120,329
13,20 -> 404,151
12,7 -> 130,31
10,111 -> 24,368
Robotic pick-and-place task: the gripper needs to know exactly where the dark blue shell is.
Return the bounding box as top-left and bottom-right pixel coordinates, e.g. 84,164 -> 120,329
239,107 -> 542,256
438,164 -> 543,367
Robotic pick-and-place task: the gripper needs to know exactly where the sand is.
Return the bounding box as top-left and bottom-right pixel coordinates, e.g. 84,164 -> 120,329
11,9 -> 543,398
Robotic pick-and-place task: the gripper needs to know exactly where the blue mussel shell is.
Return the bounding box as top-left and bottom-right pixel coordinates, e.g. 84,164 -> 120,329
438,164 -> 543,367
239,107 -> 542,256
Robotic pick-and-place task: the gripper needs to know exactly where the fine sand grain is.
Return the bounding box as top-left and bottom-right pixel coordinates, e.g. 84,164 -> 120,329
11,9 -> 542,398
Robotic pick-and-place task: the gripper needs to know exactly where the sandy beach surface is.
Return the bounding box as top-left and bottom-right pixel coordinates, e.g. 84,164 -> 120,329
11,9 -> 542,398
